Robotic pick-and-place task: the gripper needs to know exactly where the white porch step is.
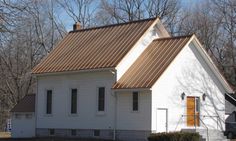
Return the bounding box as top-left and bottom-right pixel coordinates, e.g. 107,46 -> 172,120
181,129 -> 229,141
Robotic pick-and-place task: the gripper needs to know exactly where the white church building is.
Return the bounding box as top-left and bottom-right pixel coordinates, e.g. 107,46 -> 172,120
11,17 -> 233,141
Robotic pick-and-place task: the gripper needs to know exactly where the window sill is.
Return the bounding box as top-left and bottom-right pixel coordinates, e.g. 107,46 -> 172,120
68,113 -> 78,117
131,110 -> 139,113
44,114 -> 53,117
96,111 -> 106,116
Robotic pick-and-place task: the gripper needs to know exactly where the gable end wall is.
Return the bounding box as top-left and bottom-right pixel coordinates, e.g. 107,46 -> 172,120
151,42 -> 226,132
116,20 -> 170,80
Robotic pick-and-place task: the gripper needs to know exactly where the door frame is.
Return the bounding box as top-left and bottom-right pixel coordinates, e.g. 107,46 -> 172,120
186,96 -> 200,127
156,108 -> 168,132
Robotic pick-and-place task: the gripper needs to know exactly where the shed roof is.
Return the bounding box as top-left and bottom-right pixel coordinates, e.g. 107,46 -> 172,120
11,94 -> 35,112
32,18 -> 157,74
113,35 -> 192,89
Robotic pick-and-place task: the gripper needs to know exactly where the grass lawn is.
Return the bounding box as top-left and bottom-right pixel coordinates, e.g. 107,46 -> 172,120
0,135 -> 111,141
0,138 -> 112,141
0,132 -> 11,138
0,139 -> 112,141
0,133 -> 112,141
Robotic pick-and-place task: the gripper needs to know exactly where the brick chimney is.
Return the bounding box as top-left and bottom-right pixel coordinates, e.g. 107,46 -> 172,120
73,22 -> 81,31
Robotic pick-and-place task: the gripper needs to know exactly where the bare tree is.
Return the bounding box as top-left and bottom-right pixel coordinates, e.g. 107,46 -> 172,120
0,0 -> 65,130
211,0 -> 236,85
96,0 -> 145,24
96,0 -> 179,34
55,0 -> 97,28
173,0 -> 236,86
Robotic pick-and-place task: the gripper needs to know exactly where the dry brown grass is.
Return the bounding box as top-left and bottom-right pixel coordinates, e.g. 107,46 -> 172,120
0,132 -> 11,138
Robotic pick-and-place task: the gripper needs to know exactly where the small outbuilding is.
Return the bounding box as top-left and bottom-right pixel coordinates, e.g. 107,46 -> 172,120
10,94 -> 35,138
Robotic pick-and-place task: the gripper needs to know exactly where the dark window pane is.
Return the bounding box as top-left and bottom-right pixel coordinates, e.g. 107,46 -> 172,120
71,129 -> 76,136
94,130 -> 100,136
133,92 -> 138,111
196,97 -> 200,112
98,87 -> 105,111
46,90 -> 52,114
49,129 -> 54,135
71,89 -> 77,114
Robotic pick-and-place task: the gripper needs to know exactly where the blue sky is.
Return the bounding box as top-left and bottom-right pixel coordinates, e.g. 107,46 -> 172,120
181,0 -> 203,8
60,0 -> 202,31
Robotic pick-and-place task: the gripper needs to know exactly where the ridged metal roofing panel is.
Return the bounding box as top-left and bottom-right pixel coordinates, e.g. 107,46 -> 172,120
32,18 -> 156,74
113,35 -> 192,89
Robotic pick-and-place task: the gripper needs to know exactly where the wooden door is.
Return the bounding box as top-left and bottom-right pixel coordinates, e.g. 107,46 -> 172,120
187,97 -> 200,126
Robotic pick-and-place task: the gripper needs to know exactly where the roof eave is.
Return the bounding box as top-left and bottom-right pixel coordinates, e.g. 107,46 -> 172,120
32,67 -> 116,76
10,111 -> 35,113
112,87 -> 151,92
192,35 -> 234,93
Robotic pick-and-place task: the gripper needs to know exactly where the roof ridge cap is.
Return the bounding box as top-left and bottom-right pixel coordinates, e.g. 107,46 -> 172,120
69,17 -> 158,33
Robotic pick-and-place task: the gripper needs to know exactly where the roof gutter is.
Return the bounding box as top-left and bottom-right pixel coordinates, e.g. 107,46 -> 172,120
32,68 -> 116,77
112,88 -> 151,92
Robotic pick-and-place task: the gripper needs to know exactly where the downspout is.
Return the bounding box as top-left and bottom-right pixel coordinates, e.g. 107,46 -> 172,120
113,91 -> 117,141
35,76 -> 38,137
109,69 -> 117,140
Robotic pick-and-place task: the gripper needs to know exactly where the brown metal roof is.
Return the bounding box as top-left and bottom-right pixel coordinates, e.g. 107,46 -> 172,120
11,94 -> 35,112
32,18 -> 157,74
113,35 -> 192,89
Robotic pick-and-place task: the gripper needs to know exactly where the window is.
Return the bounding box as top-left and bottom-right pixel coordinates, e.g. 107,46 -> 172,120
195,97 -> 200,112
132,92 -> 138,111
71,129 -> 76,136
94,130 -> 100,137
49,129 -> 55,136
46,90 -> 52,114
25,114 -> 32,119
98,87 -> 105,111
15,114 -> 21,119
71,89 -> 77,114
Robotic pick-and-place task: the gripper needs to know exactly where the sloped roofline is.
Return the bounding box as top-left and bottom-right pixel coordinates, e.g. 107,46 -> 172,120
115,17 -> 166,67
69,17 -> 158,33
32,17 -> 159,75
114,17 -> 168,79
113,34 -> 234,93
150,34 -> 234,93
151,34 -> 234,93
191,34 -> 234,93
113,35 -> 192,89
